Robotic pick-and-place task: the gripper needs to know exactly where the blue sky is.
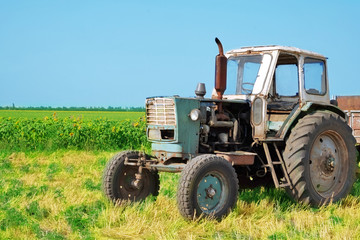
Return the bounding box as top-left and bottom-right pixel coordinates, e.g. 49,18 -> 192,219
0,1 -> 359,107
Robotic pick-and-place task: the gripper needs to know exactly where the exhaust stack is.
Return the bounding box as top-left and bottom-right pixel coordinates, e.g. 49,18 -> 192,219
214,38 -> 227,100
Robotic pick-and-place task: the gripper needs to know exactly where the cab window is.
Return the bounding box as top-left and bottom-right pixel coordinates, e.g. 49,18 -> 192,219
273,53 -> 299,97
304,58 -> 326,95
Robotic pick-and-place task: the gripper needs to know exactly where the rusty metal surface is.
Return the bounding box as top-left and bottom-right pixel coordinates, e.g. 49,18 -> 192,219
215,151 -> 256,165
336,96 -> 360,143
251,96 -> 268,140
336,96 -> 360,111
146,98 -> 176,125
309,130 -> 348,197
149,163 -> 185,172
214,38 -> 227,100
153,150 -> 181,162
345,111 -> 360,143
262,143 -> 279,188
227,45 -> 326,60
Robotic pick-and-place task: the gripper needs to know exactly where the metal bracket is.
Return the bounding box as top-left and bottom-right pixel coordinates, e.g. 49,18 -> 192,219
262,142 -> 293,189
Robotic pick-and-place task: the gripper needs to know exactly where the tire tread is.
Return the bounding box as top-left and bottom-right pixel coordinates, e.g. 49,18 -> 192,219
177,154 -> 239,219
283,112 -> 356,206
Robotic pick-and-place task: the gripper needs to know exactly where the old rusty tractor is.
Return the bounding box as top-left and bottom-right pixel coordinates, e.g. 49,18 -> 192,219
103,38 -> 357,219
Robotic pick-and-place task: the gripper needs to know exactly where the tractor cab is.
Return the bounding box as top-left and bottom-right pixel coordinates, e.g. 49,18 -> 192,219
220,46 -> 336,140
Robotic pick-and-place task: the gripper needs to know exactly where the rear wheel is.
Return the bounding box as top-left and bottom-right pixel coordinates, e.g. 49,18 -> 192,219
283,112 -> 356,206
103,151 -> 159,203
177,155 -> 238,219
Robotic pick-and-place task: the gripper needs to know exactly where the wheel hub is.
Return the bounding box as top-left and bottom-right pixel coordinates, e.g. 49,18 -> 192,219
206,185 -> 216,199
119,167 -> 146,199
196,174 -> 223,212
325,156 -> 335,172
131,178 -> 143,189
319,150 -> 336,174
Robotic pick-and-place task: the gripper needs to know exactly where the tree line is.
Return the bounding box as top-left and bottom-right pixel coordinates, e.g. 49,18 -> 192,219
0,105 -> 145,112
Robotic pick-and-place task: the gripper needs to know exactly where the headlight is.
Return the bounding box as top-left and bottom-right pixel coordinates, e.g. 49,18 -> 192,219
148,129 -> 161,140
189,109 -> 201,121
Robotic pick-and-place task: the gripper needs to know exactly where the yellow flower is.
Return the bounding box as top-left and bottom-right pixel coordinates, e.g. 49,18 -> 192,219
134,122 -> 139,127
112,126 -> 116,132
69,132 -> 74,137
44,116 -> 49,120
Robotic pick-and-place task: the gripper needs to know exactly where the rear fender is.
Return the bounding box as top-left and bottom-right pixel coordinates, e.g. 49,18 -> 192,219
276,102 -> 346,140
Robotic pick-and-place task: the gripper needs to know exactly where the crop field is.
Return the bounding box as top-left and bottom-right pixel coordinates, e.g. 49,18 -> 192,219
1,110 -> 360,239
0,110 -> 149,151
0,110 -> 145,121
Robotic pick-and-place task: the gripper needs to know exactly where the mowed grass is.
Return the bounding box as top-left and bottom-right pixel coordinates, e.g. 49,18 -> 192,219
1,150 -> 360,239
0,110 -> 144,121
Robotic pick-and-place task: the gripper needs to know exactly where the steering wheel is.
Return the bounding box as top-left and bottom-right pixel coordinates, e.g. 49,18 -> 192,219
241,82 -> 254,94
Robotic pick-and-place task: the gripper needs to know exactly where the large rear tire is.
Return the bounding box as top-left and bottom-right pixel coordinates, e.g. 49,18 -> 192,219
283,112 -> 356,206
177,155 -> 238,219
103,151 -> 160,203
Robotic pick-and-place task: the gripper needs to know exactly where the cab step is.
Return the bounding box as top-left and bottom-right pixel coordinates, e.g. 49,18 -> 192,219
262,142 -> 292,189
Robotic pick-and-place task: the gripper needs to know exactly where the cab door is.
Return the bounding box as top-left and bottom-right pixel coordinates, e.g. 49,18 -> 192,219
265,52 -> 300,138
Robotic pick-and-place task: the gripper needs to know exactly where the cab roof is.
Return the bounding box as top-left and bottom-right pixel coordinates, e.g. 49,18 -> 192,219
226,45 -> 326,59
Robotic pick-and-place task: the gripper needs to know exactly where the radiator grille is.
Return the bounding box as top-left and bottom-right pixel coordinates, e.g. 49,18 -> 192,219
146,98 -> 176,125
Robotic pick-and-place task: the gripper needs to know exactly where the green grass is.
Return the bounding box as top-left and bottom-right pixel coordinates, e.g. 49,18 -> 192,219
1,150 -> 360,239
0,110 -> 144,121
1,109 -> 359,238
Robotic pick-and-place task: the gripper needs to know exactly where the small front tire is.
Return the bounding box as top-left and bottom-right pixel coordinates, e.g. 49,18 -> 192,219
177,155 -> 238,219
103,151 -> 160,203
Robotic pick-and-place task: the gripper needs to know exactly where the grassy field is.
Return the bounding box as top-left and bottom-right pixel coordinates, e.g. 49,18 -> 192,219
1,110 -> 360,239
1,150 -> 360,239
0,110 -> 144,121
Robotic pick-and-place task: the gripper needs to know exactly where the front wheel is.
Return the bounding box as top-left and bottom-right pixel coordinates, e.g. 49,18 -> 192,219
177,155 -> 238,219
103,151 -> 160,203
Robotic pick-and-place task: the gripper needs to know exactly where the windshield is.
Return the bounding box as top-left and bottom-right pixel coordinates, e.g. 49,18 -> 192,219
226,55 -> 263,95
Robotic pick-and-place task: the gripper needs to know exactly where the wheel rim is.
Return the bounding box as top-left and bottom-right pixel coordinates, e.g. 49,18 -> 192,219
196,171 -> 228,214
118,166 -> 148,200
309,130 -> 348,198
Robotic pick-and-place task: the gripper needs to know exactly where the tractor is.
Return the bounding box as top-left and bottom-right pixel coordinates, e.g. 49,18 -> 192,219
103,38 -> 357,219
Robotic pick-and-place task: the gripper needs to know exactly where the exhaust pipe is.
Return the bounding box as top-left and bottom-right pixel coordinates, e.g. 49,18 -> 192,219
214,38 -> 227,100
